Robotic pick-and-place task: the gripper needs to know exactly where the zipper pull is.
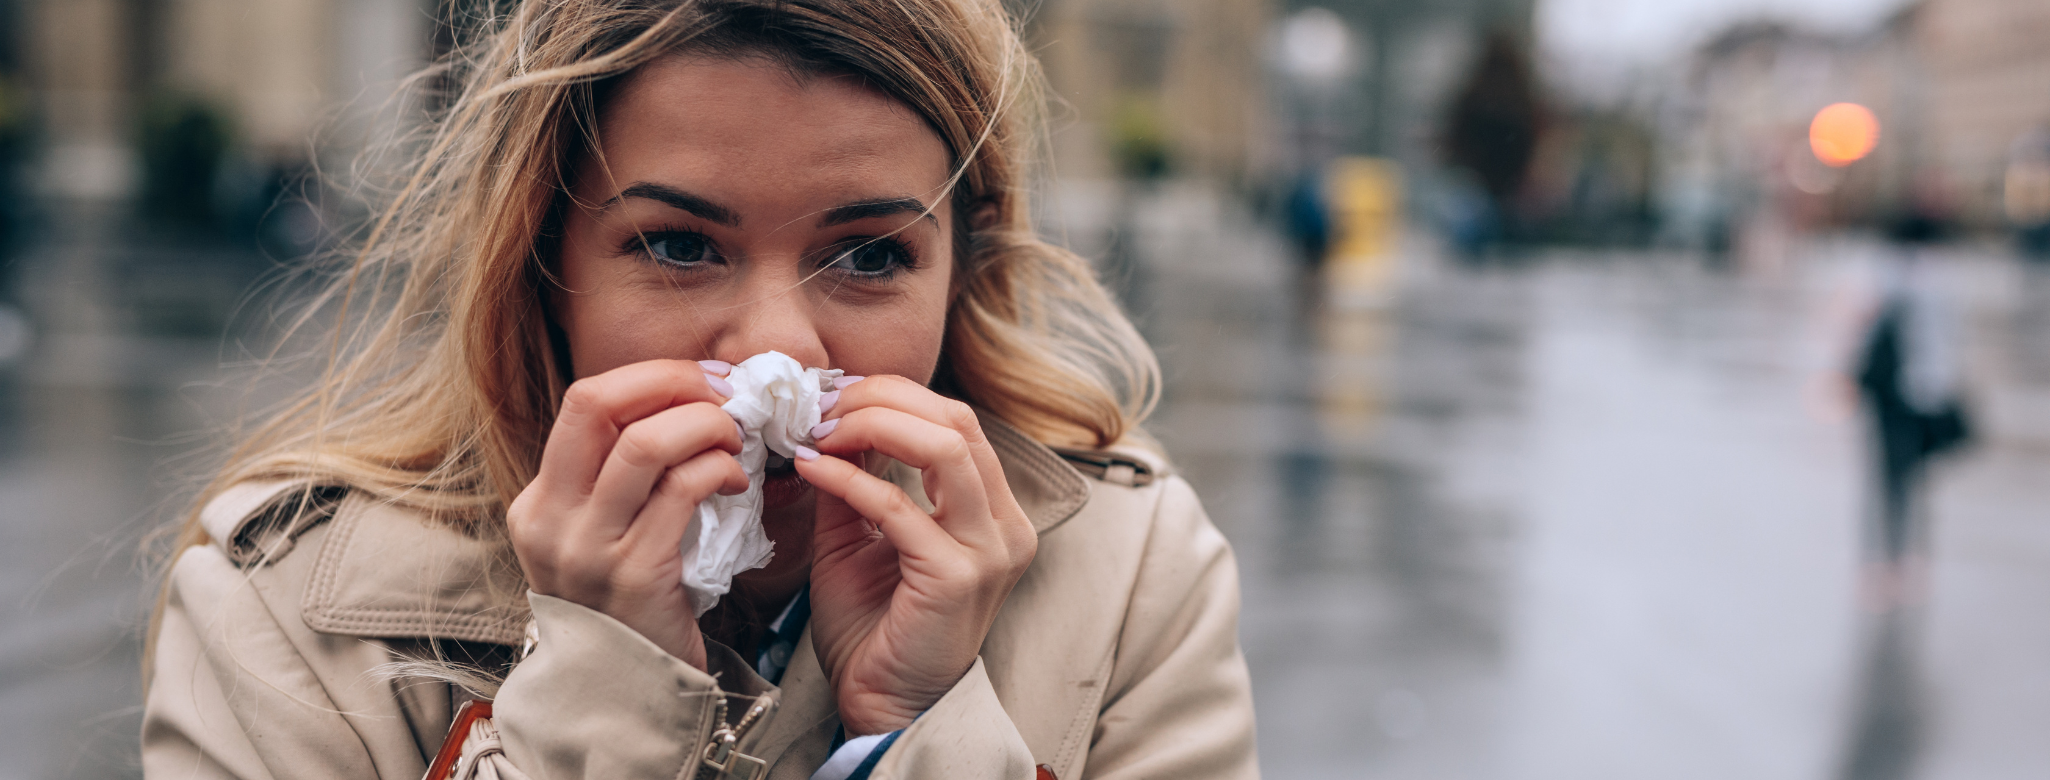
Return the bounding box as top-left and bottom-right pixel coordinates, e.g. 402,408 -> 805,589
701,694 -> 775,780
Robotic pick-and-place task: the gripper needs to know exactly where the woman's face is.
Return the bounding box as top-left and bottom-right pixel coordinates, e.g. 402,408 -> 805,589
553,54 -> 956,384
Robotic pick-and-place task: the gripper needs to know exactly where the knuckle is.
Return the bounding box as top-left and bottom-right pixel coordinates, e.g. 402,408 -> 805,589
940,432 -> 973,465
932,557 -> 979,583
612,423 -> 666,467
687,403 -> 736,436
855,479 -> 908,515
559,380 -> 608,417
940,399 -> 979,433
886,486 -> 924,518
658,460 -> 710,498
1009,535 -> 1039,570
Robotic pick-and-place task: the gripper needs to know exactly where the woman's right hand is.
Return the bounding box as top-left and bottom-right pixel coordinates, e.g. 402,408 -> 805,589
507,359 -> 748,670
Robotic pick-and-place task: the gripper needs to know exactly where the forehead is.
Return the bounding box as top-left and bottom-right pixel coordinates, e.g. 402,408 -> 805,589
589,55 -> 952,203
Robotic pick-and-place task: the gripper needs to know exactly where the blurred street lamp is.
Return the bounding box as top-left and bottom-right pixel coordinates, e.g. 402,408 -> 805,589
1275,8 -> 1352,86
1810,102 -> 1880,167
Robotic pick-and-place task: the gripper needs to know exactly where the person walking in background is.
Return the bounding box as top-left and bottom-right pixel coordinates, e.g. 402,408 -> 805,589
1854,214 -> 1973,608
1440,33 -> 1540,257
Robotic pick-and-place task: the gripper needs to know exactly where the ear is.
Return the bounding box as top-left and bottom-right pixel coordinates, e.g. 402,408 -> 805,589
968,199 -> 1001,233
947,197 -> 999,302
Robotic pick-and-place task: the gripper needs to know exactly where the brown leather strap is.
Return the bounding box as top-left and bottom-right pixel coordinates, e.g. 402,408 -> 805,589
423,700 -> 493,780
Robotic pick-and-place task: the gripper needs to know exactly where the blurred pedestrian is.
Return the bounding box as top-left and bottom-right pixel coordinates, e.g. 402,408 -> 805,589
1442,32 -> 1540,256
1854,214 -> 1972,606
1284,167 -> 1331,269
139,2 -> 1258,779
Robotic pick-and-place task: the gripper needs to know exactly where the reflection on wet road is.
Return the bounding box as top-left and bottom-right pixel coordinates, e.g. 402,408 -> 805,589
1131,190 -> 2050,780
4,192 -> 2050,778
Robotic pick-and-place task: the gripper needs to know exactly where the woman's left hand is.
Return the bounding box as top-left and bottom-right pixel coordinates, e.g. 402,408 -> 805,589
793,376 -> 1037,736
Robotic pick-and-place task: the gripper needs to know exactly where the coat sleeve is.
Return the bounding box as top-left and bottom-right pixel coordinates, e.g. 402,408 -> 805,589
493,593 -> 767,779
863,657 -> 1037,779
1082,477 -> 1260,779
142,544 -> 763,780
868,476 -> 1259,780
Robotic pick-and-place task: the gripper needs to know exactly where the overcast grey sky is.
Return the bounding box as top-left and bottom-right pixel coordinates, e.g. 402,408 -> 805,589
1536,0 -> 1912,95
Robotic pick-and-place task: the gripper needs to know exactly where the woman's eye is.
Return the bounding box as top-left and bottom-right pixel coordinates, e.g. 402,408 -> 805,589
828,240 -> 912,276
645,233 -> 713,266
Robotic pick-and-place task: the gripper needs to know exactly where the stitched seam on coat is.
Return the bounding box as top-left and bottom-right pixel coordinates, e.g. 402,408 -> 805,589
301,611 -> 524,645
675,691 -> 722,780
1064,478 -> 1172,777
298,494 -> 528,645
1053,648 -> 1115,777
303,494 -> 361,623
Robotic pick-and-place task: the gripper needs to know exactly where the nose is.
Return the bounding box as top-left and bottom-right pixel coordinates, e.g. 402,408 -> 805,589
705,261 -> 829,369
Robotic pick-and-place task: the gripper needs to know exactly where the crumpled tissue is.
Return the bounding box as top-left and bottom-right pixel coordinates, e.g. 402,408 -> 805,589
682,351 -> 842,616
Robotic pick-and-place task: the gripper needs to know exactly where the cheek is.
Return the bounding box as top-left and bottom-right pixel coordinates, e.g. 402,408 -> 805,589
551,226 -> 707,378
817,271 -> 953,383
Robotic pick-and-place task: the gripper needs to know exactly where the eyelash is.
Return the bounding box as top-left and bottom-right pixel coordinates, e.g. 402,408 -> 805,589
821,236 -> 920,282
619,228 -> 922,283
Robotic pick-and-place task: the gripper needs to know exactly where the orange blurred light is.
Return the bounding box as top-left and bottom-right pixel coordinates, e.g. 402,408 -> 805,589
1809,103 -> 1879,167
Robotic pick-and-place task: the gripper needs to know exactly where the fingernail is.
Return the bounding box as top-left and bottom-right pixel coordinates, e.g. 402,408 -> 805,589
698,359 -> 733,377
809,418 -> 838,440
706,375 -> 734,398
818,390 -> 840,415
734,420 -> 746,441
833,375 -> 865,390
794,445 -> 819,461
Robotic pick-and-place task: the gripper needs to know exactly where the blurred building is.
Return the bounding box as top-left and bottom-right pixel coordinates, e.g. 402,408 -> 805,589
1658,22 -> 1873,249
1024,0 -> 1539,190
22,0 -> 430,205
1026,0 -> 1273,185
1279,0 -> 1534,167
1661,0 -> 2050,243
1915,0 -> 2050,229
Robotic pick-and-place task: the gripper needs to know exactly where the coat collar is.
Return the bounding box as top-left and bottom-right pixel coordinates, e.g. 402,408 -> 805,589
208,411 -> 1092,645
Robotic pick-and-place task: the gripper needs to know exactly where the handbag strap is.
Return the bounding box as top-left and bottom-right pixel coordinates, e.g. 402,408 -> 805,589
423,699 -> 495,780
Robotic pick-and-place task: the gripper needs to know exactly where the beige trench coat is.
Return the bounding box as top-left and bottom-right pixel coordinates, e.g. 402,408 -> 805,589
142,417 -> 1259,779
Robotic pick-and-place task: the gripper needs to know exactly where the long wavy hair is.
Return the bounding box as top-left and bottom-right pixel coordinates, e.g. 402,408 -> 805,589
148,0 -> 1158,666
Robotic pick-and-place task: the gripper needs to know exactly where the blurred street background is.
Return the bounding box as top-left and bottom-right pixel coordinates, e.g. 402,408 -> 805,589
1,0 -> 2048,778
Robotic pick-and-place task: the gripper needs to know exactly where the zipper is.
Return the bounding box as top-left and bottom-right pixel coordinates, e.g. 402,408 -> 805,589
699,693 -> 776,780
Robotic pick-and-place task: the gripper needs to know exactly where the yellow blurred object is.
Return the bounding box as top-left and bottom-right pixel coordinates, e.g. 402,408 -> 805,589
1315,158 -> 1402,433
1809,103 -> 1880,167
1326,157 -> 1403,309
1328,156 -> 1402,260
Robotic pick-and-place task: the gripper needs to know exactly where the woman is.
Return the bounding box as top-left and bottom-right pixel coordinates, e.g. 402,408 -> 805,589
143,1 -> 1258,778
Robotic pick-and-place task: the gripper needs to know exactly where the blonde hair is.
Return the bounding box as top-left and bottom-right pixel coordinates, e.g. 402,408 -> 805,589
150,0 -> 1158,661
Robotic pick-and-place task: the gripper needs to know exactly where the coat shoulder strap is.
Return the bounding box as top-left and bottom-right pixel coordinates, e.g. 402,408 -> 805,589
1047,447 -> 1156,488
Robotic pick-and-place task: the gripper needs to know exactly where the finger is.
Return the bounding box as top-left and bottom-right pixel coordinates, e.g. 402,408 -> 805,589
536,360 -> 732,494
811,407 -> 991,528
795,454 -> 959,562
585,402 -> 743,537
809,477 -> 886,567
617,449 -> 749,559
821,376 -> 1014,509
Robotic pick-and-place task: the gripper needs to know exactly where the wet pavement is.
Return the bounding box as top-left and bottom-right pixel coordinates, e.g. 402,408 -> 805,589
1113,186 -> 2050,780
4,191 -> 2050,778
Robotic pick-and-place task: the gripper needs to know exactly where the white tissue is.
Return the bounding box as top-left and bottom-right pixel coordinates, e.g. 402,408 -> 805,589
681,351 -> 843,616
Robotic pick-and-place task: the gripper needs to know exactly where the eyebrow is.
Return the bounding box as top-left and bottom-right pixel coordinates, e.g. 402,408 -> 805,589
604,183 -> 741,227
602,183 -> 937,230
818,197 -> 939,228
